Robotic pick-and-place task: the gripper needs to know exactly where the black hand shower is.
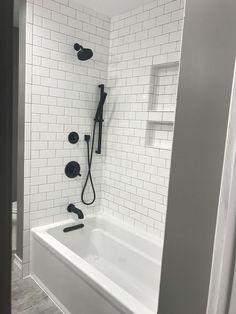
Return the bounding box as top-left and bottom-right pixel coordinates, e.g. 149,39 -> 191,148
95,84 -> 107,154
81,85 -> 107,206
74,43 -> 93,61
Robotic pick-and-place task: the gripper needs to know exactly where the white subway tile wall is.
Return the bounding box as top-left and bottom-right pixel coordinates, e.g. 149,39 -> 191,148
102,0 -> 185,237
23,0 -> 185,273
23,0 -> 110,275
145,63 -> 179,150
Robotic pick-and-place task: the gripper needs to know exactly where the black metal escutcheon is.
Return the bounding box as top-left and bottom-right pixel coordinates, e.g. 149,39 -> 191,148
68,132 -> 79,144
65,161 -> 81,178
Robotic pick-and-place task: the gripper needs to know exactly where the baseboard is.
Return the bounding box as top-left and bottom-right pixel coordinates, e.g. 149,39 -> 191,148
13,254 -> 22,270
12,254 -> 23,279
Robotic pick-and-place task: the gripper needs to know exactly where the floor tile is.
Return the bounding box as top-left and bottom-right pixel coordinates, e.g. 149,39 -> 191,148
12,259 -> 62,314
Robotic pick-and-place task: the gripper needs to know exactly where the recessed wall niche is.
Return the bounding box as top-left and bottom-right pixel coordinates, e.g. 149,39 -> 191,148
146,121 -> 174,150
149,62 -> 179,112
146,62 -> 179,150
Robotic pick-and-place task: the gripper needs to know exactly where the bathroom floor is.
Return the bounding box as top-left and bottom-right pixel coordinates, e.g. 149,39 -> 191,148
12,261 -> 62,314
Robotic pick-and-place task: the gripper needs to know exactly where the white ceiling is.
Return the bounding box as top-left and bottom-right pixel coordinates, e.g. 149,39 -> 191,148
75,0 -> 154,16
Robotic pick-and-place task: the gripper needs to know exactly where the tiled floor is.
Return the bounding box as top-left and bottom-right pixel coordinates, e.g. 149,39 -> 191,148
12,261 -> 62,314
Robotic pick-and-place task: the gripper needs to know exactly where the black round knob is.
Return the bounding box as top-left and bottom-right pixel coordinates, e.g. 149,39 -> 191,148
65,161 -> 81,178
68,132 -> 79,144
74,43 -> 82,51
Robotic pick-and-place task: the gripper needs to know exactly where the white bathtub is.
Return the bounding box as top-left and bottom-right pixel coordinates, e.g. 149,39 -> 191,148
31,214 -> 162,314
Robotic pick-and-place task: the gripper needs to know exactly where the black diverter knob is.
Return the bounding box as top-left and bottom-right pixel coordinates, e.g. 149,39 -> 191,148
68,132 -> 79,144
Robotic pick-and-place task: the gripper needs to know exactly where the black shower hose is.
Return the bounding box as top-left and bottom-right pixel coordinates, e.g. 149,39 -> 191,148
81,121 -> 97,205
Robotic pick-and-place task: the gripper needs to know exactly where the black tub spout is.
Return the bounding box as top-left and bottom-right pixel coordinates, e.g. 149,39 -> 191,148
67,204 -> 84,219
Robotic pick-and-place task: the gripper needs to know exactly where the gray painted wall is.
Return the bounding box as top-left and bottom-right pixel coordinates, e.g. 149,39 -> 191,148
158,0 -> 236,313
206,61 -> 236,314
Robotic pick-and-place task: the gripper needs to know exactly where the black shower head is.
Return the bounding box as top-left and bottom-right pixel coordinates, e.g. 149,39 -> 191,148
74,43 -> 93,61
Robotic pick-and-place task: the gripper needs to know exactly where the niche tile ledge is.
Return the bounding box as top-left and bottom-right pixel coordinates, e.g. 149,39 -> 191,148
145,121 -> 174,151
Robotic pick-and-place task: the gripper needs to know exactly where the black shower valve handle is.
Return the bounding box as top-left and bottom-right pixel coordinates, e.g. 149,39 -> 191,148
74,168 -> 81,177
76,168 -> 82,177
65,161 -> 81,178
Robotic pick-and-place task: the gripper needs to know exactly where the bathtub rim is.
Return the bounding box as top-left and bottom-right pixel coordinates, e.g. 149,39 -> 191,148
31,213 -> 162,314
32,213 -> 164,247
